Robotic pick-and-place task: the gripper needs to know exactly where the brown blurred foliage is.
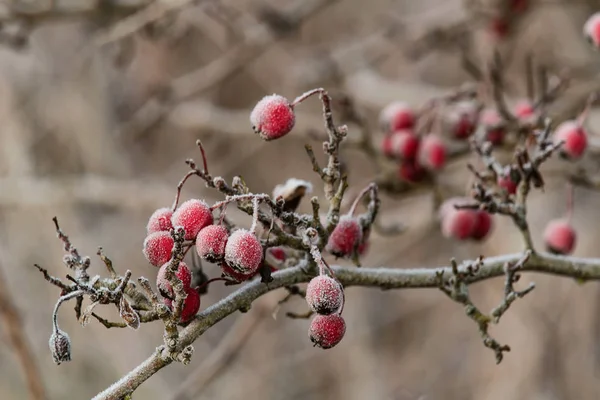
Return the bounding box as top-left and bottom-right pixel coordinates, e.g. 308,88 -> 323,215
2,0 -> 600,399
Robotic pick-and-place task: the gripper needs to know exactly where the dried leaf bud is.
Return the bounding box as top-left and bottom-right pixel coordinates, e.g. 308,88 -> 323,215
49,328 -> 72,365
119,296 -> 141,330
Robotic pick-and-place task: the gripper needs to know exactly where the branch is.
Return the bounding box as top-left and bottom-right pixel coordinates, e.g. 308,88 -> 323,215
94,251 -> 600,399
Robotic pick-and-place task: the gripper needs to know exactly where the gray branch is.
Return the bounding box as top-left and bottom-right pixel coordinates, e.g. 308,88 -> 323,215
93,251 -> 600,399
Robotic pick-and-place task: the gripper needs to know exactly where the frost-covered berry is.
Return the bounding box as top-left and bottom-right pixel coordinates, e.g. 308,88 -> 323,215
418,134 -> 446,170
447,101 -> 478,139
250,94 -> 295,140
326,215 -> 362,257
269,247 -> 286,261
309,314 -> 346,349
164,288 -> 201,323
544,219 -> 576,255
379,102 -> 415,132
224,229 -> 263,275
498,167 -> 519,195
156,261 -> 192,299
480,108 -> 505,145
143,231 -> 174,267
471,210 -> 493,241
584,12 -> 600,49
196,225 -> 229,263
306,275 -> 343,315
554,120 -> 588,159
388,130 -> 420,160
171,199 -> 213,240
146,207 -> 173,234
440,199 -> 477,240
398,160 -> 426,183
514,100 -> 537,125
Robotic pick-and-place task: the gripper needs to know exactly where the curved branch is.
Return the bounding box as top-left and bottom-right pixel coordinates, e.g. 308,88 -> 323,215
93,251 -> 600,399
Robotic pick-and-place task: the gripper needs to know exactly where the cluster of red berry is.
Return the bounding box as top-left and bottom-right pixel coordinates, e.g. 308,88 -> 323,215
142,199 -> 266,323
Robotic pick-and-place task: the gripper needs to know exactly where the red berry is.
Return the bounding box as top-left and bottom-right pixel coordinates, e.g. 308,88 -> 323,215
447,102 -> 478,139
224,229 -> 263,275
398,160 -> 426,183
250,94 -> 295,140
143,231 -> 174,267
269,247 -> 286,261
388,130 -> 420,160
418,134 -> 446,170
497,168 -> 519,195
171,199 -> 213,240
146,207 -> 173,234
471,211 -> 493,241
514,100 -> 537,125
440,200 -> 477,240
309,314 -> 346,349
164,288 -> 201,323
379,102 -> 415,132
221,262 -> 253,282
544,219 -> 576,255
491,18 -> 509,39
196,225 -> 229,263
306,275 -> 343,315
156,261 -> 192,299
480,108 -> 505,145
326,215 -> 362,257
554,120 -> 588,159
584,12 -> 600,49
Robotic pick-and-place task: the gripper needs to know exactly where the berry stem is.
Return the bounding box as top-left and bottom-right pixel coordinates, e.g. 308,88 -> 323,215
210,194 -> 270,211
348,182 -> 377,216
195,139 -> 210,176
52,290 -> 84,333
250,197 -> 260,234
195,277 -> 236,293
172,170 -> 200,212
290,88 -> 325,108
576,93 -> 596,126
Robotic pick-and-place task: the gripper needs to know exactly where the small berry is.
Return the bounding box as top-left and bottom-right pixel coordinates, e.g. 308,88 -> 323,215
490,18 -> 509,39
398,160 -> 426,183
306,275 -> 343,315
269,247 -> 286,261
309,314 -> 346,349
514,100 -> 537,125
418,135 -> 446,170
221,262 -> 253,282
224,229 -> 263,275
196,225 -> 229,263
326,215 -> 362,257
480,108 -> 505,145
143,231 -> 174,267
388,130 -> 420,160
584,12 -> 600,49
250,94 -> 295,140
171,199 -> 213,240
379,102 -> 415,132
156,261 -> 192,299
146,207 -> 173,234
164,288 -> 201,323
471,211 -> 493,241
553,120 -> 588,159
544,219 -> 576,255
447,102 -> 478,139
440,199 -> 477,240
497,167 -> 519,195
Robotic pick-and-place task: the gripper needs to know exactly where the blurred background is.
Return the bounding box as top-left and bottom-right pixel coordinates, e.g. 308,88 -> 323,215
3,0 -> 600,399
